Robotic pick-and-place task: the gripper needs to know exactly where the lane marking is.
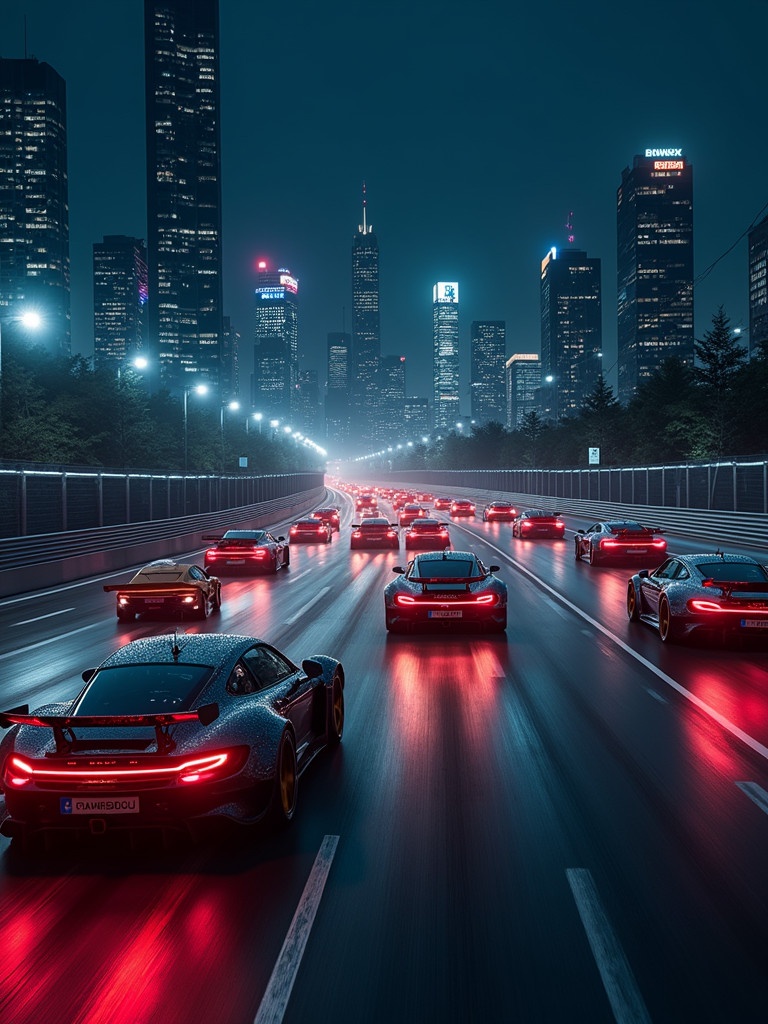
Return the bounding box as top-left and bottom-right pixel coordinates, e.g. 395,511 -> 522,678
643,688 -> 668,705
566,868 -> 653,1024
253,834 -> 339,1024
284,586 -> 331,626
14,608 -> 74,625
452,523 -> 768,764
0,622 -> 102,661
287,569 -> 312,584
736,781 -> 768,817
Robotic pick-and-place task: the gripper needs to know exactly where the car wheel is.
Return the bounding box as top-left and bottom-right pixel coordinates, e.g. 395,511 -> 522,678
272,554 -> 279,573
658,597 -> 678,643
117,609 -> 132,623
269,730 -> 298,827
627,585 -> 639,622
195,595 -> 208,620
588,544 -> 600,566
574,541 -> 581,561
212,585 -> 221,610
385,611 -> 399,632
283,550 -> 290,568
328,671 -> 344,745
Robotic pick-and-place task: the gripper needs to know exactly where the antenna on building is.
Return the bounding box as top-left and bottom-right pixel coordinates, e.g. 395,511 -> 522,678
566,211 -> 575,245
359,182 -> 370,234
24,15 -> 28,58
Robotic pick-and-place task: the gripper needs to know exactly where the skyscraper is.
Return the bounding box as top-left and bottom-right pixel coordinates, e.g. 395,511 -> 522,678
325,331 -> 351,446
144,0 -> 224,392
0,58 -> 70,355
379,355 -> 406,442
251,262 -> 299,420
540,247 -> 602,418
351,184 -> 380,445
617,149 -> 693,403
505,354 -> 541,429
748,213 -> 768,360
93,236 -> 148,371
470,321 -> 506,424
433,282 -> 460,430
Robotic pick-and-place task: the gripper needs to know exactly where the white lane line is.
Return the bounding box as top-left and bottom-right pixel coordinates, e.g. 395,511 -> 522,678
452,524 -> 768,765
736,781 -> 768,817
15,608 -> 74,625
287,569 -> 312,584
284,587 -> 331,626
566,868 -> 653,1024
0,622 -> 102,661
253,834 -> 339,1024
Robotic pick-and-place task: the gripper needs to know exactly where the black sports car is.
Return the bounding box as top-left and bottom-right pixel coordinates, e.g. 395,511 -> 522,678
350,518 -> 400,549
574,520 -> 667,565
104,561 -> 222,622
512,509 -> 566,539
627,552 -> 768,643
289,517 -> 333,542
403,518 -> 451,550
203,529 -> 289,574
0,633 -> 345,845
384,550 -> 507,632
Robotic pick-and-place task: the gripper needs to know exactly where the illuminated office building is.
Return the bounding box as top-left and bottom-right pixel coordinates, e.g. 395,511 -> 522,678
470,321 -> 506,424
404,397 -> 430,437
617,149 -> 693,403
93,236 -> 148,370
351,185 -> 380,444
748,213 -> 768,360
433,282 -> 460,430
325,331 -> 351,445
144,0 -> 223,392
505,354 -> 541,429
220,315 -> 239,402
540,247 -> 602,419
379,355 -> 406,442
251,262 -> 299,420
0,58 -> 70,355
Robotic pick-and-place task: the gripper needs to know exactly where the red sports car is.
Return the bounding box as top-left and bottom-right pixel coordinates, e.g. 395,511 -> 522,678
350,518 -> 400,549
450,499 -> 475,518
404,518 -> 451,550
203,529 -> 289,574
104,560 -> 222,622
512,509 -> 566,539
398,503 -> 427,527
575,520 -> 666,566
482,500 -> 518,522
311,507 -> 341,532
290,518 -> 333,543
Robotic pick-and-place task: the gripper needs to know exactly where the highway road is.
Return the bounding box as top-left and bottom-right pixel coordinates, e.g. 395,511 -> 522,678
1,486 -> 767,1024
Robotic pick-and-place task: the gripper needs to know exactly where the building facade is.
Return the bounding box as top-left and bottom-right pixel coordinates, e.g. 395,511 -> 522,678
93,236 -> 148,371
144,0 -> 224,392
325,331 -> 351,448
540,247 -> 602,420
404,396 -> 430,438
251,262 -> 299,421
617,149 -> 694,403
470,321 -> 506,424
432,281 -> 460,431
0,58 -> 70,355
505,354 -> 541,429
748,213 -> 768,361
351,186 -> 380,447
379,354 -> 406,443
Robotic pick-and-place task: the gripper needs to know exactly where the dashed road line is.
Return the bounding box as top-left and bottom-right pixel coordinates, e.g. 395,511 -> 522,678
736,781 -> 768,817
14,608 -> 74,625
284,586 -> 331,626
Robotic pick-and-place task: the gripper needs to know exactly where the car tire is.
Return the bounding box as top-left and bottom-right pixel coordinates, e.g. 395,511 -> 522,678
328,672 -> 344,745
195,595 -> 208,620
658,597 -> 678,643
588,544 -> 600,566
212,585 -> 221,610
269,730 -> 298,827
385,611 -> 399,632
574,541 -> 581,561
627,585 -> 639,622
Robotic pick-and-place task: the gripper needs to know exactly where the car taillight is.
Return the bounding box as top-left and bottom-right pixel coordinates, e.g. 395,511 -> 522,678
688,599 -> 723,613
252,549 -> 267,558
440,531 -> 448,538
386,531 -> 396,538
5,748 -> 249,785
318,526 -> 326,534
652,540 -> 666,549
601,540 -> 619,549
206,548 -> 218,559
474,593 -> 497,605
394,594 -> 417,606
4,757 -> 32,787
555,521 -> 565,529
290,527 -> 298,534
353,531 -> 362,538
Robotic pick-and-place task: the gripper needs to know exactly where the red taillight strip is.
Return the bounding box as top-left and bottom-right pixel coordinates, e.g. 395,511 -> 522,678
395,593 -> 498,607
8,752 -> 229,780
687,600 -> 768,614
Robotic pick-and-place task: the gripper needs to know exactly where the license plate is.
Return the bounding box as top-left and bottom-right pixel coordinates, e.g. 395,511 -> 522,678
144,598 -> 165,604
741,619 -> 768,629
61,796 -> 140,815
428,610 -> 463,619
226,559 -> 245,564
629,547 -> 647,554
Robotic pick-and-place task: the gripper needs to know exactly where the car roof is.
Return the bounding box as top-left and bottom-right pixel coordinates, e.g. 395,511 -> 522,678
409,518 -> 444,528
222,529 -> 265,539
133,561 -> 196,575
100,633 -> 263,667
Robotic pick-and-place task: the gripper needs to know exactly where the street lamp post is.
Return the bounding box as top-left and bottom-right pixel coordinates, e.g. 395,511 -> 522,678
183,383 -> 208,473
0,310 -> 42,428
220,400 -> 240,470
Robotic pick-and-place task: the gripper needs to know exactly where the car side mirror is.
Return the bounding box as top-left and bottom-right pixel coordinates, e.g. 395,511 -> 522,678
576,529 -> 585,535
488,565 -> 500,573
638,569 -> 649,578
82,668 -> 96,683
301,658 -> 324,680
277,536 -> 285,542
392,566 -> 405,574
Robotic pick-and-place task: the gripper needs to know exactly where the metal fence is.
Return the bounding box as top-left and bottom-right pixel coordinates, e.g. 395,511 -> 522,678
0,463 -> 324,539
384,459 -> 768,514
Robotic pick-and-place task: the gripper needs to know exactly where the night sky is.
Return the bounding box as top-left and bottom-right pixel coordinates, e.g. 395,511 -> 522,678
3,1 -> 766,406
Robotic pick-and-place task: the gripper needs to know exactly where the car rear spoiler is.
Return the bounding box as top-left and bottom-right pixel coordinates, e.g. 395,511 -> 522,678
701,579 -> 768,597
0,703 -> 220,755
417,575 -> 487,590
614,527 -> 664,536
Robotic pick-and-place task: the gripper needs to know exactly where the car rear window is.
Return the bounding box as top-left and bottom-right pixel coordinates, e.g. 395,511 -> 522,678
222,531 -> 265,542
74,664 -> 215,715
412,559 -> 474,578
695,561 -> 768,583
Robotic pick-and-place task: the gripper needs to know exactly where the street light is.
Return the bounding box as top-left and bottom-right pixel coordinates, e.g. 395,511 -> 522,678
251,412 -> 263,434
269,418 -> 280,439
220,400 -> 240,470
0,309 -> 43,426
183,382 -> 208,472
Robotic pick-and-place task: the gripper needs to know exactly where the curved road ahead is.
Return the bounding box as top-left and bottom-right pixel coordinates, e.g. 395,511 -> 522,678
1,488 -> 767,1024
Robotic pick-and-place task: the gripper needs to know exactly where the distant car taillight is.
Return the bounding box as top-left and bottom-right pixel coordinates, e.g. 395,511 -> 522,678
206,548 -> 218,560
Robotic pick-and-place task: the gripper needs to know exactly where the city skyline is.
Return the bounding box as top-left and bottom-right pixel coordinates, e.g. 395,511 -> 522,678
1,2 -> 765,406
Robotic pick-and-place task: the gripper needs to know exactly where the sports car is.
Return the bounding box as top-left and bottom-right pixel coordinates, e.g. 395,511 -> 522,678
512,509 -> 566,539
433,496 -> 454,511
482,500 -> 518,522
450,499 -> 476,518
350,518 -> 400,549
0,632 -> 345,845
355,493 -> 377,511
398,503 -> 427,527
203,529 -> 289,574
311,507 -> 341,532
404,518 -> 451,550
574,520 -> 666,565
104,561 -> 221,623
627,552 -> 768,644
289,517 -> 333,542
384,550 -> 507,632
